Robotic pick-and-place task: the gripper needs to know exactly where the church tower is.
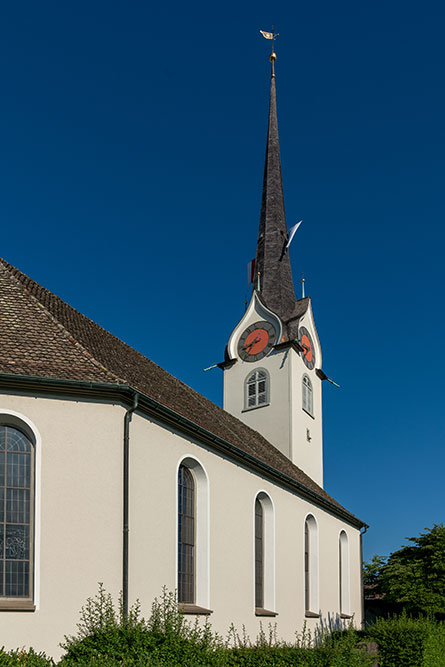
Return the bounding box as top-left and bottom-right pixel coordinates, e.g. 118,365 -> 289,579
223,48 -> 324,487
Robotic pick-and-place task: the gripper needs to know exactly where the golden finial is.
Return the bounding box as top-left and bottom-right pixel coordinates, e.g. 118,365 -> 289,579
301,274 -> 306,299
260,28 -> 279,77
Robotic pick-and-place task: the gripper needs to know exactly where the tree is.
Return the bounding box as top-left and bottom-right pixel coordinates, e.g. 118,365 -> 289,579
363,554 -> 387,587
376,524 -> 445,617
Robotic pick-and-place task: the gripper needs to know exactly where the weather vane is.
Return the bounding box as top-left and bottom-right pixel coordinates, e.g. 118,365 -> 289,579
260,27 -> 279,76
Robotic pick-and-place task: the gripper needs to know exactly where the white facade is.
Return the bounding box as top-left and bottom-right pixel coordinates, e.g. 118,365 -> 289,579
0,391 -> 363,658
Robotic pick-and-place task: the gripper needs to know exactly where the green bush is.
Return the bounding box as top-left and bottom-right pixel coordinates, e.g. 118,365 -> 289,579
59,585 -> 223,666
365,612 -> 432,667
422,621 -> 445,667
0,648 -> 54,666
57,584 -> 375,666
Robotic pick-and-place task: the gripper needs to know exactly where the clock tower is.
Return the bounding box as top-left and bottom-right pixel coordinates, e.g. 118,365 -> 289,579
223,51 -> 325,487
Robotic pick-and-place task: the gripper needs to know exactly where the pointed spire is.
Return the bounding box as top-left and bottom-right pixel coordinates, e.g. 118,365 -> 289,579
255,56 -> 298,325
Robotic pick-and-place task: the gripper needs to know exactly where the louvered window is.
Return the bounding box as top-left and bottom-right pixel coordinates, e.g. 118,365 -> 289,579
245,369 -> 269,410
302,375 -> 313,417
0,426 -> 33,602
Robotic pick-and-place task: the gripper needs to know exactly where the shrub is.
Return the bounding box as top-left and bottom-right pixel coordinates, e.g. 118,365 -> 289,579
59,585 -> 223,666
58,584 -> 374,666
0,647 -> 54,666
422,621 -> 445,667
365,612 -> 432,667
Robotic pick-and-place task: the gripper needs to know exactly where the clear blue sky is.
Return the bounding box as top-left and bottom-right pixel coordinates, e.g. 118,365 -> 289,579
1,1 -> 444,562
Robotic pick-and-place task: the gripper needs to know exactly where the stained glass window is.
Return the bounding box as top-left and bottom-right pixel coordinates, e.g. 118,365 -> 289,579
0,426 -> 33,599
178,465 -> 194,604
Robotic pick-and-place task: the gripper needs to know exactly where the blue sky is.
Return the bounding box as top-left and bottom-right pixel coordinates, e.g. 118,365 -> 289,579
1,1 -> 444,562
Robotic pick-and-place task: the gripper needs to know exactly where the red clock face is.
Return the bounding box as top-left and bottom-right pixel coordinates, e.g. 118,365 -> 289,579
243,328 -> 269,355
238,321 -> 277,362
299,326 -> 315,370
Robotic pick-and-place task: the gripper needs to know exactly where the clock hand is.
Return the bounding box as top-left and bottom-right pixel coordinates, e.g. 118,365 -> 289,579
245,336 -> 260,351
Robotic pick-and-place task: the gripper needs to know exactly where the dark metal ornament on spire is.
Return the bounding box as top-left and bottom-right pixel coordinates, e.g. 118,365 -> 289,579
256,36 -> 298,330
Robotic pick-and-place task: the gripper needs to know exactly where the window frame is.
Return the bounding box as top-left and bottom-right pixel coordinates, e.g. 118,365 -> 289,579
304,514 -> 319,617
339,530 -> 351,617
254,492 -> 277,616
0,420 -> 36,610
302,374 -> 314,418
176,456 -> 211,615
244,368 -> 270,412
177,464 -> 195,605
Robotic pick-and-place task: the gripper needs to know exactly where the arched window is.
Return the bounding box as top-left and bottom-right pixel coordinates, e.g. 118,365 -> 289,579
178,465 -> 195,604
0,425 -> 34,602
245,369 -> 269,411
339,530 -> 350,616
304,514 -> 319,615
254,492 -> 275,614
302,375 -> 313,417
255,498 -> 263,608
177,457 -> 209,611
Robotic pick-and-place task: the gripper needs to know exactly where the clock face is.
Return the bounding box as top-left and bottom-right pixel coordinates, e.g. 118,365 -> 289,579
238,321 -> 277,362
299,326 -> 316,370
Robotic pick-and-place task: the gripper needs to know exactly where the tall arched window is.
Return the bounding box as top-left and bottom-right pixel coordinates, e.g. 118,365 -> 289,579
245,369 -> 270,411
254,492 -> 276,615
0,425 -> 34,602
302,375 -> 313,417
178,465 -> 195,604
177,457 -> 210,611
339,530 -> 350,616
304,514 -> 319,615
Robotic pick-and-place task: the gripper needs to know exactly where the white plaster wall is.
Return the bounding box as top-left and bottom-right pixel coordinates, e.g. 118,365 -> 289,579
290,350 -> 323,486
0,392 -> 362,658
0,393 -> 123,659
224,348 -> 292,460
129,411 -> 363,641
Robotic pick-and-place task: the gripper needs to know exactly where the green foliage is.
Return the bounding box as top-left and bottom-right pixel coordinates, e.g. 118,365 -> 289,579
365,612 -> 434,667
59,585 -> 222,666
379,523 -> 445,616
0,647 -> 54,666
57,584 -> 374,666
422,622 -> 445,667
363,554 -> 386,586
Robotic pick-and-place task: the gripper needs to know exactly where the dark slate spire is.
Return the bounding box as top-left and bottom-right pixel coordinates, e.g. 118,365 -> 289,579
256,59 -> 298,326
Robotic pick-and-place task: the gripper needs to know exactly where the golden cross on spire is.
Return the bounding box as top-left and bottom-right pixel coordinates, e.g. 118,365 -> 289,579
260,27 -> 279,76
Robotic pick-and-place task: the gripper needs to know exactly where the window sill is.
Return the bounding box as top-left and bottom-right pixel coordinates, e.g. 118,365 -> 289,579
242,403 -> 270,413
305,611 -> 320,618
255,607 -> 278,617
0,600 -> 35,612
178,603 -> 213,615
340,613 -> 353,619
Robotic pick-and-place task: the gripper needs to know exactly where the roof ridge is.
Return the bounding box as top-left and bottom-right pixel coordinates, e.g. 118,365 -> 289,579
0,258 -> 121,384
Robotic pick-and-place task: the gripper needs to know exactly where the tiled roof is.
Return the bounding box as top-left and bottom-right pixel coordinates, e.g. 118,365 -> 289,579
0,257 -> 362,525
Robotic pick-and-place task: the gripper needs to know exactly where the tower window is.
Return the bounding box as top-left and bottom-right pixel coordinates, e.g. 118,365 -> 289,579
302,375 -> 313,417
244,369 -> 270,411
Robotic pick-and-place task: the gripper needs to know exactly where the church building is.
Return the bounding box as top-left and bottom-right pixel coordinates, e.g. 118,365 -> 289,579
0,49 -> 366,657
